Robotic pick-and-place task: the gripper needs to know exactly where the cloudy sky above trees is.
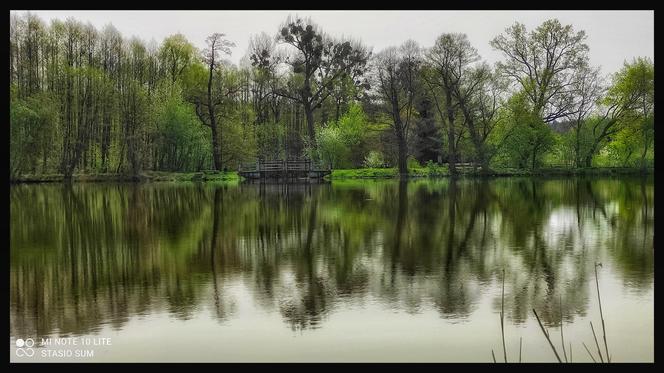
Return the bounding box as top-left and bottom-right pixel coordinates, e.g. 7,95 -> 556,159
12,10 -> 653,75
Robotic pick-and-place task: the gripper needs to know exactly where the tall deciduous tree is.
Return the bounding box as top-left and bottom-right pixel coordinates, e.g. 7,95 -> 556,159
192,33 -> 235,170
423,33 -> 480,175
247,32 -> 286,160
455,65 -> 504,172
274,16 -> 370,153
491,19 -> 589,123
373,40 -> 420,176
569,65 -> 603,168
584,58 -> 654,167
494,91 -> 555,169
159,34 -> 196,84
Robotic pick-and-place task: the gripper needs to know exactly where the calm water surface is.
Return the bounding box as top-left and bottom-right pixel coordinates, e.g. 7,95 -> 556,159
10,177 -> 653,362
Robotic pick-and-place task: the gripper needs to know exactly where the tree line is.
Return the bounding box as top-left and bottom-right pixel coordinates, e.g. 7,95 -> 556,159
9,13 -> 654,179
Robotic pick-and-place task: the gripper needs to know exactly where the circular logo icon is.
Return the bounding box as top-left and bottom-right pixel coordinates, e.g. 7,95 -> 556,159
15,338 -> 35,357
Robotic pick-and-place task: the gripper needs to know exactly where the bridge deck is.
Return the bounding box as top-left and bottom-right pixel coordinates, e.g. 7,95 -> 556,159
238,160 -> 331,180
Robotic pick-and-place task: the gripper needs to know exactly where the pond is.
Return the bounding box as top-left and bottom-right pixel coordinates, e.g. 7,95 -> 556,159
9,176 -> 654,362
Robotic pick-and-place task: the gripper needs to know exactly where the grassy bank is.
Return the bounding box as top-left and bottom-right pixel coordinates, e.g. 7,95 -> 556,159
329,166 -> 654,179
11,170 -> 240,183
141,171 -> 240,182
11,166 -> 652,184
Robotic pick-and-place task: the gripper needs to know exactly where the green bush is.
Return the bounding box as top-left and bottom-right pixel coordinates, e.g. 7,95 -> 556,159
407,156 -> 421,169
330,168 -> 397,179
363,151 -> 386,168
316,102 -> 369,168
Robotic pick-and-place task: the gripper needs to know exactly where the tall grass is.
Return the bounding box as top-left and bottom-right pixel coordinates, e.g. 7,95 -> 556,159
577,263 -> 610,363
495,263 -> 611,363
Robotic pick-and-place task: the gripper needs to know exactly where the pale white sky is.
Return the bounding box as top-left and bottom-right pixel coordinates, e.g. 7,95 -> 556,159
11,10 -> 654,76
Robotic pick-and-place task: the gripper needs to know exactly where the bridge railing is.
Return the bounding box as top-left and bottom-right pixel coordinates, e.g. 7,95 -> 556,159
259,161 -> 285,172
240,159 -> 331,173
453,162 -> 481,170
285,160 -> 311,171
239,162 -> 259,172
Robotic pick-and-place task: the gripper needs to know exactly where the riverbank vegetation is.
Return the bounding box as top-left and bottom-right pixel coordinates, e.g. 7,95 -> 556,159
12,170 -> 240,183
10,13 -> 654,182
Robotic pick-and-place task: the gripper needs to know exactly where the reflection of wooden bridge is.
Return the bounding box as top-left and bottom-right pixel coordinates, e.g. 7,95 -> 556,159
238,159 -> 331,181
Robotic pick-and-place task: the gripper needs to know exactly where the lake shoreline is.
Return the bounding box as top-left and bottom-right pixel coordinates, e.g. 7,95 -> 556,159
9,167 -> 653,184
10,171 -> 241,184
329,167 -> 653,179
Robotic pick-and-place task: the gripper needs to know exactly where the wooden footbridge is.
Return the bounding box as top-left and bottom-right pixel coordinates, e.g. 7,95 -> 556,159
238,159 -> 331,181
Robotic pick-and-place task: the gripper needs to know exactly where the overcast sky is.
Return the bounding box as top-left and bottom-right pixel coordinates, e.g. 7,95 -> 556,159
11,10 -> 654,76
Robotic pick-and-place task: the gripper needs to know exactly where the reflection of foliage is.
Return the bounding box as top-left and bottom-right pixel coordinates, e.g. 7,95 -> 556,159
10,177 -> 653,338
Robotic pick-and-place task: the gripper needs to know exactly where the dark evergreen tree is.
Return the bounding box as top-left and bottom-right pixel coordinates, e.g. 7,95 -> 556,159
412,95 -> 441,165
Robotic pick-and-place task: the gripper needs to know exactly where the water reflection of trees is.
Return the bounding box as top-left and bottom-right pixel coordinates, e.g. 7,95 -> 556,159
10,177 -> 653,337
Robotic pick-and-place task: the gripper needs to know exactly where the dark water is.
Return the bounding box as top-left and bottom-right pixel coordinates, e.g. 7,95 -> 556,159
10,177 -> 653,362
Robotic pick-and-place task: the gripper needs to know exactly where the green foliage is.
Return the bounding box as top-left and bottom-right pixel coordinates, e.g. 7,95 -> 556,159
363,151 -> 386,168
336,103 -> 367,144
142,170 -> 240,182
256,121 -> 286,161
491,18 -> 589,120
605,57 -> 654,117
222,119 -> 258,167
491,92 -> 555,169
407,156 -> 421,169
315,102 -> 369,168
180,61 -> 209,98
602,57 -> 654,168
330,168 -> 397,179
316,125 -> 346,167
409,161 -> 448,176
7,12 -> 655,180
605,118 -> 651,167
152,84 -> 211,171
426,159 -> 447,175
159,34 -> 197,83
331,162 -> 450,179
10,89 -> 60,177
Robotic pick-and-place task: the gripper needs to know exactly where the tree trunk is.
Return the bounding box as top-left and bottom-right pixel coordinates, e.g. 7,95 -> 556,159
101,111 -> 109,173
477,146 -> 488,174
397,132 -> 408,177
211,124 -> 222,171
42,147 -> 48,174
304,101 -> 316,150
63,166 -> 73,181
445,92 -> 457,176
584,146 -> 595,168
460,105 -> 488,174
207,60 -> 222,170
575,121 -> 582,168
335,100 -> 341,122
640,142 -> 649,170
